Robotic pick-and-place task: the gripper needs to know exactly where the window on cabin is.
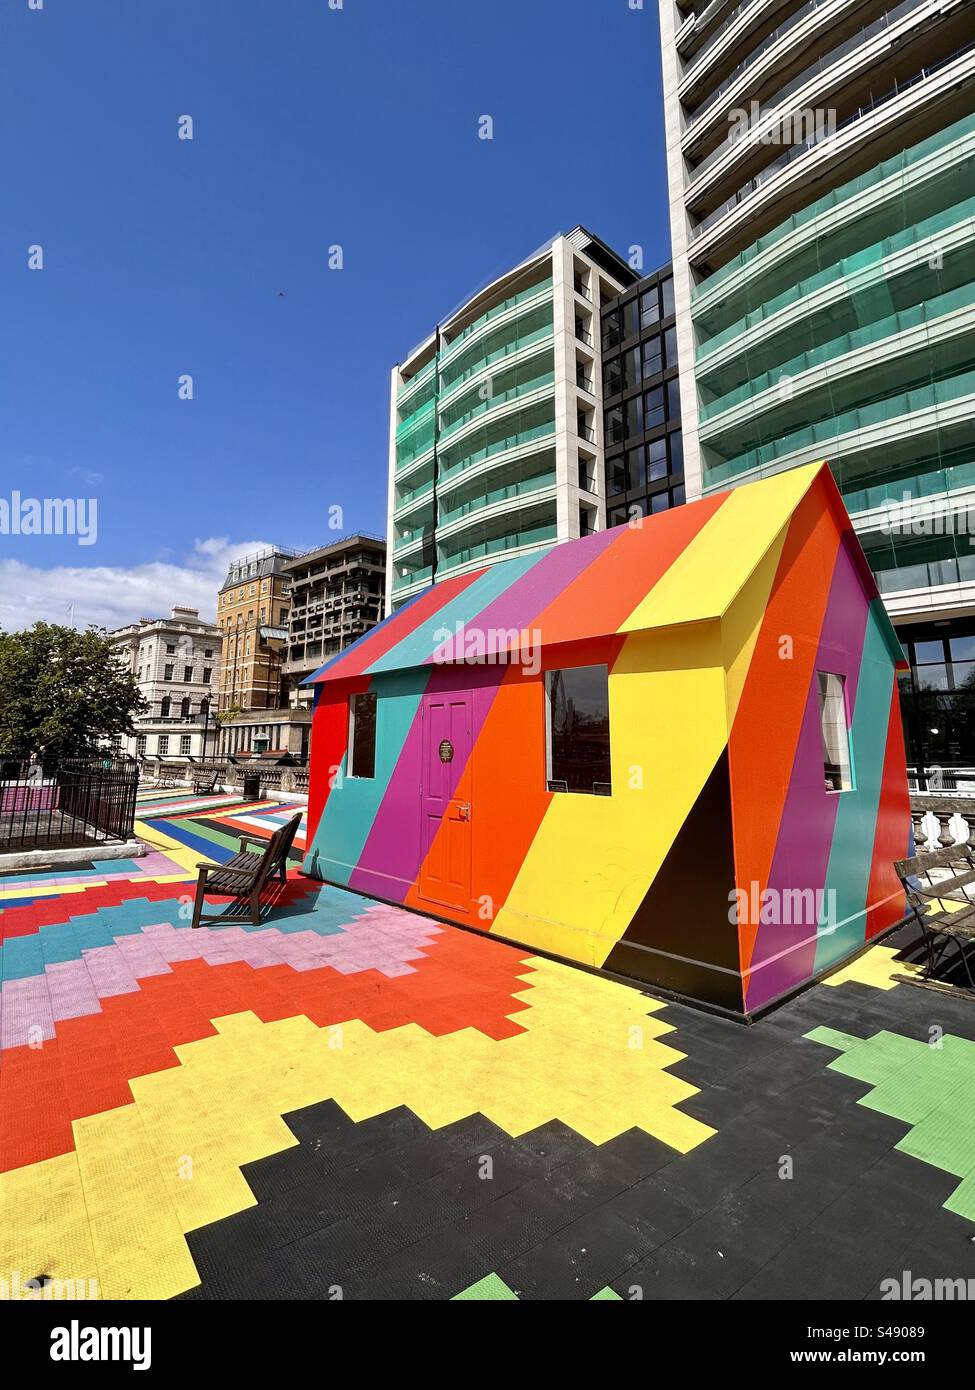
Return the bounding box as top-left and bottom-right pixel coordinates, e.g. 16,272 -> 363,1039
349,692 -> 377,779
546,665 -> 611,795
818,671 -> 853,792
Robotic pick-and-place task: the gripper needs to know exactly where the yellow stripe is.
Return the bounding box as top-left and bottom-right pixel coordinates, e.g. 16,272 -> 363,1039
620,463 -> 821,634
492,623 -> 730,965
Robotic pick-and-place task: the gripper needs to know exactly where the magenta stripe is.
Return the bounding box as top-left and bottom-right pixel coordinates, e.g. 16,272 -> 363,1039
745,537 -> 871,1009
430,528 -> 620,663
349,664 -> 507,901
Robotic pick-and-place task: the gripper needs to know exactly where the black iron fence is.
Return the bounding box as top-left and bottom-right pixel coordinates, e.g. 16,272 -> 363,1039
0,755 -> 140,853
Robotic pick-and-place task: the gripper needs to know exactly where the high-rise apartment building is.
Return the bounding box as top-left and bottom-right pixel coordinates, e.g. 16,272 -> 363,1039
658,0 -> 975,771
386,226 -> 638,610
108,606 -> 221,762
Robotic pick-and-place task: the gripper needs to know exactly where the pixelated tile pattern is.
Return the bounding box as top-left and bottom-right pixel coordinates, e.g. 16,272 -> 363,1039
822,945 -> 919,992
808,1025 -> 975,1223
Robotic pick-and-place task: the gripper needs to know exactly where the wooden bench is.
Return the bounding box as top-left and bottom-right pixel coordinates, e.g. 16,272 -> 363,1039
894,847 -> 975,996
192,769 -> 220,796
191,813 -> 302,929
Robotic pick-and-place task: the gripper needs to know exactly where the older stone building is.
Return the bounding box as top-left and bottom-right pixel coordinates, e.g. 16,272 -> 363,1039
108,606 -> 222,762
216,548 -> 295,714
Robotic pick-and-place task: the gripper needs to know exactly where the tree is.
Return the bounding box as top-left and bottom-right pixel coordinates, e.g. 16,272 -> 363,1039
0,623 -> 147,760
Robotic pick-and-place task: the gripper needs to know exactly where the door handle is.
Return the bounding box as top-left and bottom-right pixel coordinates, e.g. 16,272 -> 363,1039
457,802 -> 471,821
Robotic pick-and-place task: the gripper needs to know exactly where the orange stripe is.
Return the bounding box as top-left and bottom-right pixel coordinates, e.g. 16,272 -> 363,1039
730,476 -> 842,978
529,494 -> 730,650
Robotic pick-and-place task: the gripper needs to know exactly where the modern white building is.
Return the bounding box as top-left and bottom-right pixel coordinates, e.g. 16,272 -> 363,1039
658,0 -> 975,773
386,226 -> 639,611
108,606 -> 222,763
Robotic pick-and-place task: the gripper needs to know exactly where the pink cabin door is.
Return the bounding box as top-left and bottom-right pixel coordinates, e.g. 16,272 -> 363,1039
418,690 -> 473,913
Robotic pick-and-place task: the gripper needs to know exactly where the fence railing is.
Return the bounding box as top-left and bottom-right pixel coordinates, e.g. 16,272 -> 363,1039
0,756 -> 139,852
908,766 -> 975,797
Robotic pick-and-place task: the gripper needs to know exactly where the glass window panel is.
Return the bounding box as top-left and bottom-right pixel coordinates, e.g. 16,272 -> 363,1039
951,661 -> 975,690
650,493 -> 670,514
626,447 -> 644,490
626,395 -> 644,439
606,407 -> 624,445
640,289 -> 660,330
661,277 -> 675,318
349,692 -> 377,778
602,310 -> 622,350
603,357 -> 623,395
914,639 -> 946,663
623,299 -> 640,339
915,665 -> 950,691
669,430 -> 684,476
646,437 -> 668,483
642,336 -> 663,379
949,635 -> 975,661
624,346 -> 642,390
606,455 -> 628,495
608,505 -> 628,527
664,325 -> 678,368
667,377 -> 681,420
672,483 -> 686,506
547,665 -> 611,795
818,671 -> 853,792
643,387 -> 664,431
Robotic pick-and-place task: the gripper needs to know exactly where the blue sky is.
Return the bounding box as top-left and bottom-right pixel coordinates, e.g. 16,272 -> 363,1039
2,0 -> 669,630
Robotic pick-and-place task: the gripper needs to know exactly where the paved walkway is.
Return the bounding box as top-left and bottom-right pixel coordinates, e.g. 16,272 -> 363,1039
2,792 -> 974,1300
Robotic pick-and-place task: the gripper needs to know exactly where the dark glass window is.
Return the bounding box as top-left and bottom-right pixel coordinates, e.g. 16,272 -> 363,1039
606,406 -> 625,446
623,299 -> 640,340
642,336 -> 663,379
607,455 -> 629,495
646,437 -> 668,483
661,277 -> 675,318
664,325 -> 678,368
602,310 -> 622,350
547,665 -> 611,795
608,505 -> 629,527
669,430 -> 684,476
640,289 -> 660,331
915,664 -> 950,692
950,636 -> 975,661
624,346 -> 642,390
626,446 -> 644,489
644,386 -> 665,431
604,356 -> 623,396
164,664 -> 174,681
651,492 -> 670,514
667,377 -> 681,420
625,395 -> 644,439
672,483 -> 686,506
349,692 -> 377,778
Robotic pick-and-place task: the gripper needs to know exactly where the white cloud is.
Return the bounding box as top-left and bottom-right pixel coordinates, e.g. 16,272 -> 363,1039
0,537 -> 274,632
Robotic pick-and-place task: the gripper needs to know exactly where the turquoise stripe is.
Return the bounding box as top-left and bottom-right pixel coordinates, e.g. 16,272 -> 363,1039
367,550 -> 550,675
815,606 -> 895,973
302,668 -> 428,886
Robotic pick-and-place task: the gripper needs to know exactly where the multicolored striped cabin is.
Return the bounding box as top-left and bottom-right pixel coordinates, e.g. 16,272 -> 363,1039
302,462 -> 910,1016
